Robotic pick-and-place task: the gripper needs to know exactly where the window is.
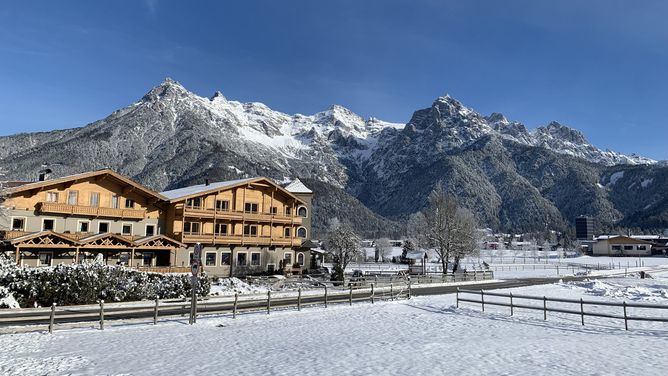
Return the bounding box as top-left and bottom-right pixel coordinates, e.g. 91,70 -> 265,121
184,222 -> 201,234
623,245 -> 634,251
221,252 -> 231,265
98,222 -> 110,233
189,252 -> 194,265
122,223 -> 133,236
637,245 -> 647,251
611,245 -> 621,251
111,195 -> 120,209
89,192 -> 100,207
46,192 -> 59,203
298,207 -> 307,217
11,217 -> 25,231
237,252 -> 247,266
78,221 -> 90,233
216,200 -> 230,211
267,264 -> 275,273
145,224 -> 156,237
38,252 -> 52,266
251,252 -> 261,266
284,228 -> 291,237
243,225 -> 258,236
283,252 -> 292,265
244,202 -> 258,213
186,197 -> 202,208
119,253 -> 130,265
285,207 -> 292,215
142,252 -> 154,266
215,223 -> 228,235
297,253 -> 305,266
205,252 -> 217,266
125,198 -> 135,209
297,227 -> 307,238
270,206 -> 277,215
67,191 -> 78,205
42,218 -> 55,231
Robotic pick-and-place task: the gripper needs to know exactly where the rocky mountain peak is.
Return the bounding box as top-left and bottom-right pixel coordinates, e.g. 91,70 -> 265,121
210,91 -> 227,101
537,121 -> 589,145
141,78 -> 191,102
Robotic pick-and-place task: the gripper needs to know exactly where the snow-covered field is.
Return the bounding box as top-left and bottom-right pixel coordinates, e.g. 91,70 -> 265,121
2,274 -> 667,375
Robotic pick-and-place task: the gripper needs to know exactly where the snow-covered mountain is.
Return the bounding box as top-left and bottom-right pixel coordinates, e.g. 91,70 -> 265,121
0,79 -> 665,234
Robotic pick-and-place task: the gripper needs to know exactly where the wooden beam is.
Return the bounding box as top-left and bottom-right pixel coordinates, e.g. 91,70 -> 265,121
15,246 -> 20,264
130,248 -> 135,267
75,247 -> 80,264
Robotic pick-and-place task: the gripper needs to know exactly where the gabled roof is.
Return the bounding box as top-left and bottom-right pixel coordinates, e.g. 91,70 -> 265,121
3,169 -> 166,201
9,231 -> 79,246
79,232 -> 135,246
284,178 -> 312,194
160,177 -> 305,204
134,234 -> 185,248
160,178 -> 255,200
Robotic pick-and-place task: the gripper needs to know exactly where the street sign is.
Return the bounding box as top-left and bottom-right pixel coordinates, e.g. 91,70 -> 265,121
193,243 -> 203,262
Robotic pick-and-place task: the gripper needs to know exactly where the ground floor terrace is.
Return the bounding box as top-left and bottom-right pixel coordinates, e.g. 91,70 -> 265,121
0,231 -> 186,272
0,231 -> 321,277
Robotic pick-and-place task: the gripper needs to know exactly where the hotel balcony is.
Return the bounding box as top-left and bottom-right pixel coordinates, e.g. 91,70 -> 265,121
181,232 -> 302,247
38,202 -> 146,219
181,206 -> 302,225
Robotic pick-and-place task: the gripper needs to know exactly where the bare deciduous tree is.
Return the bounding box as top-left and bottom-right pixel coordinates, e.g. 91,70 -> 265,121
374,237 -> 391,262
324,218 -> 361,281
412,184 -> 478,274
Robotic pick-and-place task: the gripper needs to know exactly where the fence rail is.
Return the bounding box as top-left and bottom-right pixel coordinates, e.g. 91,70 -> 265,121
0,284 -> 413,333
456,288 -> 668,330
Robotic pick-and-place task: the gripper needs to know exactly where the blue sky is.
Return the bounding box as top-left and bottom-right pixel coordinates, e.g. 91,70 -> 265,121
1,1 -> 667,160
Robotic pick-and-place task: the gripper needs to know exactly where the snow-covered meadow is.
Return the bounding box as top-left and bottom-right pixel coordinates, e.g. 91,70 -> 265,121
1,272 -> 667,375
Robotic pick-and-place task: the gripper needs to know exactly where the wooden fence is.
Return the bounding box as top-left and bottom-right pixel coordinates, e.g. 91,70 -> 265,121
0,284 -> 412,333
456,288 -> 668,330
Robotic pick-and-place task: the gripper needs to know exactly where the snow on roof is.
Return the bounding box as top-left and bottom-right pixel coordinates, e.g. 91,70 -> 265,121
284,178 -> 312,194
160,178 -> 255,200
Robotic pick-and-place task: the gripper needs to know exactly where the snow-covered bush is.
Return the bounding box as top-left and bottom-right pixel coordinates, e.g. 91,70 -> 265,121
0,255 -> 210,308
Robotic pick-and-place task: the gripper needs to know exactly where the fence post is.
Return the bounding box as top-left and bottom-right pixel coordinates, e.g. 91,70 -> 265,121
623,301 -> 628,330
49,303 -> 56,334
298,288 -> 302,311
474,270 -> 477,281
371,283 -> 375,304
580,298 -> 584,326
99,300 -> 105,331
324,286 -> 328,308
543,296 -> 547,320
233,293 -> 238,319
456,287 -> 459,308
481,290 -> 485,312
408,279 -> 412,300
390,283 -> 394,301
267,291 -> 271,315
509,292 -> 513,316
153,297 -> 159,325
349,285 -> 353,306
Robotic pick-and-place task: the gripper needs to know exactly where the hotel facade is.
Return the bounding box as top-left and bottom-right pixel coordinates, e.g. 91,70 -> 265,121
0,169 -> 314,277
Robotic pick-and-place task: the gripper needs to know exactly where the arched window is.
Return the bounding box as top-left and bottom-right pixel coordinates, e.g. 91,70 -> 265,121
297,227 -> 307,238
297,206 -> 308,218
297,253 -> 305,265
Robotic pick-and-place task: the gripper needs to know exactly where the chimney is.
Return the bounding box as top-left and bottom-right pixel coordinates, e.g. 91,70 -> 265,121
205,179 -> 210,186
38,166 -> 53,182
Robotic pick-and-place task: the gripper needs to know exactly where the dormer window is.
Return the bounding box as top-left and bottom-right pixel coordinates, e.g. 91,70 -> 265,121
125,199 -> 135,209
46,192 -> 59,203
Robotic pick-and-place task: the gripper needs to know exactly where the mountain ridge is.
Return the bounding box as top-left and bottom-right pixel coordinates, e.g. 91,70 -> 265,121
0,78 -> 666,235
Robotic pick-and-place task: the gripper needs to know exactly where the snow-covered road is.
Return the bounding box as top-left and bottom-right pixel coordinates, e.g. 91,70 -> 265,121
1,279 -> 667,376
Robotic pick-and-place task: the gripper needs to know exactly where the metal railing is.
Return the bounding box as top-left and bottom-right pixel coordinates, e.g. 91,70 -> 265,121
456,288 -> 668,330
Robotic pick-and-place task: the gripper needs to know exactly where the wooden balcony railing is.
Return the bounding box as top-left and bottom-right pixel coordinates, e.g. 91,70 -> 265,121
182,206 -> 302,225
181,232 -> 302,247
38,202 -> 146,219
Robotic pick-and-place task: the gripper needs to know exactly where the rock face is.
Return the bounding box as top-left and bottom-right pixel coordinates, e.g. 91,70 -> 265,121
0,79 -> 665,235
